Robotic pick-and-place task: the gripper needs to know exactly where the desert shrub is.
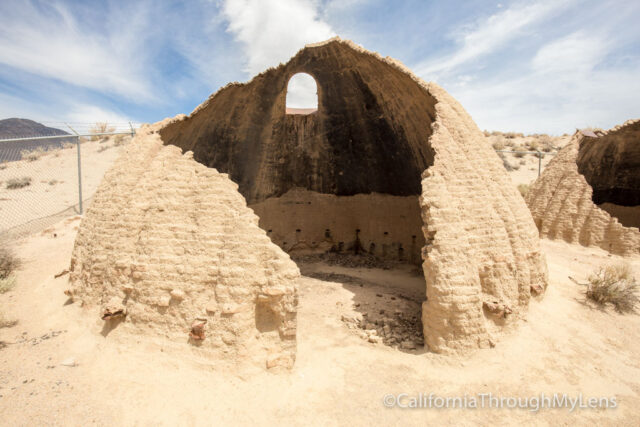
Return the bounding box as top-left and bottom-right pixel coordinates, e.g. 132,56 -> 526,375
97,144 -> 111,153
584,264 -> 639,313
0,247 -> 20,294
498,152 -> 514,171
20,146 -> 47,162
5,176 -> 31,189
113,134 -> 129,146
492,138 -> 506,150
0,311 -> 18,328
48,179 -> 58,186
526,140 -> 540,151
89,122 -> 115,141
0,161 -> 7,170
62,142 -> 76,149
517,184 -> 529,197
514,150 -> 525,158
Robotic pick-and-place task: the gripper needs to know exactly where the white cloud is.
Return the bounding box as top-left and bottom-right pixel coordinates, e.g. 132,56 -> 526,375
532,31 -> 609,74
222,0 -> 335,76
415,0 -> 573,79
0,1 -> 155,101
449,36 -> 640,135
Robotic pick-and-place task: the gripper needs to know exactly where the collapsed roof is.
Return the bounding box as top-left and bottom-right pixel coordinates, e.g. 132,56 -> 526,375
69,38 -> 548,362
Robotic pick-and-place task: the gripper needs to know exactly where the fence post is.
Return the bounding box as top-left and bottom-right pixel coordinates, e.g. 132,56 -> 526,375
66,123 -> 83,215
537,150 -> 542,177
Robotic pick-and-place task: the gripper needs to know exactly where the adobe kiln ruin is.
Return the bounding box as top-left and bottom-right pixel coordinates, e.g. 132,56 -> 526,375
526,119 -> 640,256
68,37 -> 548,367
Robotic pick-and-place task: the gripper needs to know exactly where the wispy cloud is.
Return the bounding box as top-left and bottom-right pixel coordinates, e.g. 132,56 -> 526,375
415,0 -> 573,79
448,29 -> 640,134
222,0 -> 335,76
0,1 -> 156,101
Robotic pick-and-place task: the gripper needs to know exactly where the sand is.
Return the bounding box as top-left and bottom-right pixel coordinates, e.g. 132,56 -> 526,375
1,216 -> 640,425
0,137 -> 128,234
493,134 -> 572,187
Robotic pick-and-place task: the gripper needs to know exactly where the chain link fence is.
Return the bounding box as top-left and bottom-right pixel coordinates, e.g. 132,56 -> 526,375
0,122 -> 140,241
1,123 -> 560,242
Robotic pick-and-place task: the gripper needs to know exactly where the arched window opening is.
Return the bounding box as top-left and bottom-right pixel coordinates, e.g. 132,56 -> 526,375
286,73 -> 318,115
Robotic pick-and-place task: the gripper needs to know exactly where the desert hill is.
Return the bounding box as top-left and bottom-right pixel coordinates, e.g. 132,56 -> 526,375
0,118 -> 74,162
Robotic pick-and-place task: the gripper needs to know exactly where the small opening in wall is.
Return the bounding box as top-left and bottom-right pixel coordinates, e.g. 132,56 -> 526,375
286,73 -> 318,115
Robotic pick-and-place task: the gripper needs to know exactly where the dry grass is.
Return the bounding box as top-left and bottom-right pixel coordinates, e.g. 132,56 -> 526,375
5,176 -> 32,189
89,122 -> 116,141
0,247 -> 20,295
583,264 -> 639,313
492,138 -> 506,150
20,146 -> 48,162
0,311 -> 18,328
113,134 -> 129,146
498,152 -> 514,171
517,184 -> 530,197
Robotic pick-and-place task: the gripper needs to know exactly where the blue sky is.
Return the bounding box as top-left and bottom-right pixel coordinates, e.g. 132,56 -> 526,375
0,0 -> 638,134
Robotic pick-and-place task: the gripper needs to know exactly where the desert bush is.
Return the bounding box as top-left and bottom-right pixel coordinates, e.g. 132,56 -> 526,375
526,140 -> 540,151
0,311 -> 18,328
20,146 -> 47,162
498,152 -> 514,171
491,137 -> 506,150
517,184 -> 529,197
584,264 -> 639,313
504,132 -> 524,139
62,142 -> 76,149
48,179 -> 58,186
5,176 -> 31,189
97,144 -> 111,153
514,150 -> 525,158
113,134 -> 129,146
0,161 -> 7,170
89,122 -> 116,141
0,247 -> 20,294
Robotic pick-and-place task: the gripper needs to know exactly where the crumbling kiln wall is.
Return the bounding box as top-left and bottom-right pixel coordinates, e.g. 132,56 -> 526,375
416,83 -> 548,353
526,120 -> 640,256
68,125 -> 299,369
156,37 -> 548,355
250,189 -> 424,264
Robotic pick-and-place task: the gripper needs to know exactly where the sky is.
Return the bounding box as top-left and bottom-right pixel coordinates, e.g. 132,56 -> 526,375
0,0 -> 638,134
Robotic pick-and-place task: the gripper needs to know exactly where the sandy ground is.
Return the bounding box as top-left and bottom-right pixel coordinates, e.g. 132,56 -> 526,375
0,137 -> 128,233
491,134 -> 572,187
1,216 -> 640,425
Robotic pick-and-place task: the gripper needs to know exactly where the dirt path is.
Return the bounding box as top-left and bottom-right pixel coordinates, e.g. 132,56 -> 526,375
1,218 -> 640,425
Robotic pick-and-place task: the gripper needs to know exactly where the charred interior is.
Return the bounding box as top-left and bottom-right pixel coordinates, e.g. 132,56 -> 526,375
577,121 -> 640,229
160,41 -> 437,264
